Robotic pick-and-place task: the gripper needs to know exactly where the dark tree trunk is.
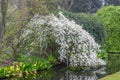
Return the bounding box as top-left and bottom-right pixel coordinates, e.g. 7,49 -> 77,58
0,0 -> 8,42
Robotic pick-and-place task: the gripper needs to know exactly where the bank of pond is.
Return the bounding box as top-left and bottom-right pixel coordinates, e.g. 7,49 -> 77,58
99,71 -> 120,80
0,53 -> 120,80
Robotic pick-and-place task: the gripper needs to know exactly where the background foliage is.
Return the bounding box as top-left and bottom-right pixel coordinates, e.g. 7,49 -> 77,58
96,5 -> 120,52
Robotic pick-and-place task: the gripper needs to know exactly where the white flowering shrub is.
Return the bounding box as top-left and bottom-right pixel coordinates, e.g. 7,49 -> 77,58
21,12 -> 106,67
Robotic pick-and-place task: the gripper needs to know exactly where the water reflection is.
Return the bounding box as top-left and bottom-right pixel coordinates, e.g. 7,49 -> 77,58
59,68 -> 106,80
5,67 -> 106,80
106,54 -> 120,75
60,70 -> 98,80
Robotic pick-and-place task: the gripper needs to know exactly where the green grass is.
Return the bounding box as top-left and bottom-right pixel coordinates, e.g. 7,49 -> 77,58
99,72 -> 120,80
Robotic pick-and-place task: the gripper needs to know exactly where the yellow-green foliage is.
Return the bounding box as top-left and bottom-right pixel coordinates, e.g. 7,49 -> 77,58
96,5 -> 120,52
0,59 -> 52,78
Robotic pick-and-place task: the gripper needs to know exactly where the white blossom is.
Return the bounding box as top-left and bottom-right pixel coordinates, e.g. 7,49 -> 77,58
22,12 -> 106,67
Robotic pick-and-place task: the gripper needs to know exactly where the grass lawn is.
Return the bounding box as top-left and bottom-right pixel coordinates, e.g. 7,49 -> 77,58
99,72 -> 120,80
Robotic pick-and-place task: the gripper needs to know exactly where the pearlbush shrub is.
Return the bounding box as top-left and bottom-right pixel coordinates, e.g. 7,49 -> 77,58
63,11 -> 106,45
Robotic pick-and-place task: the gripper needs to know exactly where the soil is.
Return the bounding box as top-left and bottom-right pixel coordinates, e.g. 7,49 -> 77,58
0,59 -> 13,67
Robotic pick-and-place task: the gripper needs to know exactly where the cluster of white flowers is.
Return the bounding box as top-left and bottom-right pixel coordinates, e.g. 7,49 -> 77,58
22,12 -> 106,67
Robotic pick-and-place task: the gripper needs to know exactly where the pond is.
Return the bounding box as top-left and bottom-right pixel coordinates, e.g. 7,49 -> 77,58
2,53 -> 120,80
106,53 -> 120,75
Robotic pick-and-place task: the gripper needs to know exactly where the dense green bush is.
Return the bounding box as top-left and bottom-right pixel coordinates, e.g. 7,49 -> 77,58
63,11 -> 106,45
96,5 -> 120,52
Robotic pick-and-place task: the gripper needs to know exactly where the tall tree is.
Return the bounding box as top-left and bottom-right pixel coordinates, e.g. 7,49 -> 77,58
105,0 -> 120,5
0,0 -> 8,42
58,0 -> 74,11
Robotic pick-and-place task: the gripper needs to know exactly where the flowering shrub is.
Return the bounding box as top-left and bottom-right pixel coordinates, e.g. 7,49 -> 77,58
63,11 -> 106,45
21,12 -> 105,67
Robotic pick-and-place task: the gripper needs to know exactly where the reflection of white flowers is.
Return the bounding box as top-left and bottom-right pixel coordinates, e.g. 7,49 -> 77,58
23,12 -> 106,66
60,69 -> 106,80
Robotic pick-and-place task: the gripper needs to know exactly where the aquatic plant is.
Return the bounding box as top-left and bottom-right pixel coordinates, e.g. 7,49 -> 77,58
22,12 -> 106,67
0,60 -> 52,78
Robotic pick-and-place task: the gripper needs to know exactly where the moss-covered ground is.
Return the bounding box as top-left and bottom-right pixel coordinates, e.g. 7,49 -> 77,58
99,72 -> 120,80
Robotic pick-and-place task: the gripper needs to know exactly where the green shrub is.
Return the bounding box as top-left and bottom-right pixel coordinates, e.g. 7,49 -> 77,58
97,50 -> 108,59
0,44 -> 13,61
63,11 -> 106,45
48,54 -> 57,65
96,5 -> 120,52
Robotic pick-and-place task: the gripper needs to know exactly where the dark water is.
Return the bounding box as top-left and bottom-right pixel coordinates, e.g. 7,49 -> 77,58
106,53 -> 120,75
3,54 -> 120,80
4,67 -> 106,80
